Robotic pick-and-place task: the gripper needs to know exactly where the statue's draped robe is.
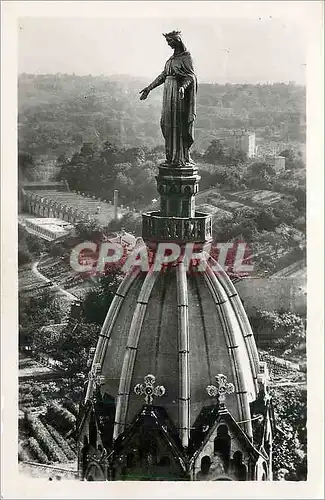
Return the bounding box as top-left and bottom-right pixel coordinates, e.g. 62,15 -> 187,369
148,51 -> 197,166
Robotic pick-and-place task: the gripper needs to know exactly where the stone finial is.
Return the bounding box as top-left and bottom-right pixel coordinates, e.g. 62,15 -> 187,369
134,374 -> 165,405
206,373 -> 235,407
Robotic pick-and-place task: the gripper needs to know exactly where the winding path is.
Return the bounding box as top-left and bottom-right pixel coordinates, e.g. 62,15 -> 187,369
31,261 -> 78,302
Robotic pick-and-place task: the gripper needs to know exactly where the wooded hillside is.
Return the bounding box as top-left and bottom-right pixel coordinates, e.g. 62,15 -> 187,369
18,73 -> 306,158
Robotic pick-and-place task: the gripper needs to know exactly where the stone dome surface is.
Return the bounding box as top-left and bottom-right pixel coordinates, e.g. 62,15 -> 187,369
86,254 -> 260,448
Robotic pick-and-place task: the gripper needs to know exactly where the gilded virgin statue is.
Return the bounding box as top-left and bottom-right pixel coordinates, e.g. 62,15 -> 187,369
140,31 -> 197,167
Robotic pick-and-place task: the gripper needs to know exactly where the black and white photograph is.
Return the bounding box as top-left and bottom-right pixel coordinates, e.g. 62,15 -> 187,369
1,1 -> 323,497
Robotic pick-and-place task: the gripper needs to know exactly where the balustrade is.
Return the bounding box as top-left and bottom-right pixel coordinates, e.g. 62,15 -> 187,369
142,211 -> 212,243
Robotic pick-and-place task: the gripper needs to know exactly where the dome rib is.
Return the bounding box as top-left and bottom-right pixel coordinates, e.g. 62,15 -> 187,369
176,262 -> 190,449
203,268 -> 246,425
229,295 -> 259,385
113,269 -> 160,440
207,256 -> 260,377
204,264 -> 253,438
85,267 -> 141,402
229,294 -> 259,376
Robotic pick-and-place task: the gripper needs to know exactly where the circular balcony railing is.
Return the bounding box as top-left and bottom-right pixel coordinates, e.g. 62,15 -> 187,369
142,211 -> 212,243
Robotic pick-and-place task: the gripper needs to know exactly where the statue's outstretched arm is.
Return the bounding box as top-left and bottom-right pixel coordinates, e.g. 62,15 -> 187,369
140,71 -> 166,100
146,71 -> 166,92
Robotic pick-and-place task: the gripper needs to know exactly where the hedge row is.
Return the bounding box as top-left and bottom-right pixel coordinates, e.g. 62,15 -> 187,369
44,422 -> 76,461
24,411 -> 67,463
27,437 -> 49,464
46,402 -> 76,433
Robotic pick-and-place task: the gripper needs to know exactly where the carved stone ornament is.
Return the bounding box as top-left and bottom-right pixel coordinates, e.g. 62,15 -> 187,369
134,374 -> 166,405
206,373 -> 235,406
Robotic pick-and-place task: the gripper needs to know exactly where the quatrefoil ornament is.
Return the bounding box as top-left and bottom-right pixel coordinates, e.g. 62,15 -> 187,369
206,373 -> 235,407
134,374 -> 166,405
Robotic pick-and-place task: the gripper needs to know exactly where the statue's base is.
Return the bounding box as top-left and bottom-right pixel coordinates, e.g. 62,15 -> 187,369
158,163 -> 199,179
160,160 -> 196,168
156,162 -> 200,218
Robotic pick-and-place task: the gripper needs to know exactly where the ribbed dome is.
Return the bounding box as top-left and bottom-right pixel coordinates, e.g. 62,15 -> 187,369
86,252 -> 260,448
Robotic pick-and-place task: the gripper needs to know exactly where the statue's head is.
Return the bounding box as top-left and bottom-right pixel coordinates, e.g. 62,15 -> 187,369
163,30 -> 186,51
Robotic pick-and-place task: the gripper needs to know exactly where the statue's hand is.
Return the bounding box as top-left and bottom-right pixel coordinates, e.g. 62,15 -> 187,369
179,87 -> 185,100
139,88 -> 150,100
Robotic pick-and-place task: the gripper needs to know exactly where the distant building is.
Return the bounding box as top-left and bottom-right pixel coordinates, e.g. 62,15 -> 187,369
215,130 -> 256,158
264,155 -> 286,172
24,218 -> 74,241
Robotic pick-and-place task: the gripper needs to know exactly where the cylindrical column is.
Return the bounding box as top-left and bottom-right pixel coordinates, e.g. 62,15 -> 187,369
157,165 -> 200,218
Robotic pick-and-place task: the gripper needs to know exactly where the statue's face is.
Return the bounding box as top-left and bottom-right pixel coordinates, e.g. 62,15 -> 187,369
166,37 -> 177,49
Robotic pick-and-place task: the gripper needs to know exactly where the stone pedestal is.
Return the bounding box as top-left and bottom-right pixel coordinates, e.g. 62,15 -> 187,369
156,164 -> 200,218
142,163 -> 212,245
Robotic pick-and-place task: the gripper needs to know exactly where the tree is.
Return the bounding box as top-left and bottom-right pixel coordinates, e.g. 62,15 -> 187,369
250,161 -> 275,179
19,290 -> 63,351
100,141 -> 122,165
273,199 -> 298,226
293,186 -> 306,211
223,148 -> 247,167
203,139 -> 225,164
252,309 -> 306,358
209,165 -> 242,190
254,207 -> 279,232
82,268 -> 124,325
74,220 -> 105,242
214,210 -> 258,243
58,322 -> 100,374
271,386 -> 307,480
123,146 -> 146,165
279,148 -> 305,170
18,151 -> 35,181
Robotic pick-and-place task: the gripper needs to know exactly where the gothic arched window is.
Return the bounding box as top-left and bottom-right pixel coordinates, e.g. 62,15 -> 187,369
231,451 -> 247,481
200,455 -> 211,476
214,425 -> 231,469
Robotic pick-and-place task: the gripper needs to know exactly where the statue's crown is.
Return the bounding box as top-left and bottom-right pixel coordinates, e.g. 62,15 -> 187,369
163,30 -> 182,39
